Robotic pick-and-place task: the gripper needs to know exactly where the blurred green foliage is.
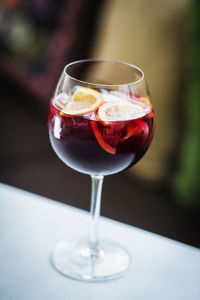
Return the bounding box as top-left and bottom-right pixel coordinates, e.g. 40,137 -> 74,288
173,0 -> 200,207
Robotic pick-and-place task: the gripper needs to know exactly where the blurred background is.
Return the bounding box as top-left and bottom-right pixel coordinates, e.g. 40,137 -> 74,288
0,0 -> 200,247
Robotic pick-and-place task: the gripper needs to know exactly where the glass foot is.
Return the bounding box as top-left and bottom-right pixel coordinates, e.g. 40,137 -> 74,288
52,240 -> 131,281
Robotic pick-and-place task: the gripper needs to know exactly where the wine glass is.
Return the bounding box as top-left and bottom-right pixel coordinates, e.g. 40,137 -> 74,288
48,59 -> 155,281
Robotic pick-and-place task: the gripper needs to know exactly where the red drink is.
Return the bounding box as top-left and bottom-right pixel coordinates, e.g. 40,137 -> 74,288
48,60 -> 156,281
48,90 -> 154,175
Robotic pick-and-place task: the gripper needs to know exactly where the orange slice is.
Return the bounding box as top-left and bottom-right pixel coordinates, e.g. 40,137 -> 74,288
90,93 -> 129,123
62,87 -> 103,115
118,120 -> 150,153
91,121 -> 124,154
121,120 -> 149,142
97,102 -> 148,122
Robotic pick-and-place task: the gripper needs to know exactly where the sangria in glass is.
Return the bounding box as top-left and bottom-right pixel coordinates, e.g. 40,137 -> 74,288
48,59 -> 155,281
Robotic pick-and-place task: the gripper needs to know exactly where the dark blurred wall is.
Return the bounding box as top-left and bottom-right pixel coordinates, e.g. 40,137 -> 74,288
0,0 -> 105,101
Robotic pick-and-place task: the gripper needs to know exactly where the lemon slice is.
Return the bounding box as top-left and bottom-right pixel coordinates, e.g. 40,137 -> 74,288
97,102 -> 149,122
62,87 -> 103,115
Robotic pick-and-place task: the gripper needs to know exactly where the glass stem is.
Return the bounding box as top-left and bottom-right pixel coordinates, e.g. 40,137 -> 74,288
89,175 -> 104,252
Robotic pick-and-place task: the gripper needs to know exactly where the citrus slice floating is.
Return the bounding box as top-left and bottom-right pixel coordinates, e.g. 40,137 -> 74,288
121,120 -> 149,142
91,100 -> 151,154
97,102 -> 148,122
62,87 -> 103,115
90,93 -> 129,122
118,120 -> 149,153
91,121 -> 124,154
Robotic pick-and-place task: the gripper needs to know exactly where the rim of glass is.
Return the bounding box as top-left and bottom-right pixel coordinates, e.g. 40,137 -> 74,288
64,59 -> 144,87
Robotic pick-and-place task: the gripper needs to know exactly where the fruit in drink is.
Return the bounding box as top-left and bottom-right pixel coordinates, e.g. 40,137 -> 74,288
48,87 -> 155,175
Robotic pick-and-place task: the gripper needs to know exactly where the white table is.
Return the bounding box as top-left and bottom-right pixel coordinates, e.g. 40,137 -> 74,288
0,183 -> 199,300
